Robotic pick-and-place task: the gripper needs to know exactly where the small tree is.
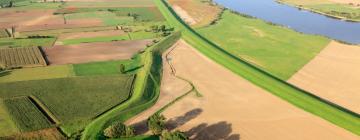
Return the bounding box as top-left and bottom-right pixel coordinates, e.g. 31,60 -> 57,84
103,121 -> 134,138
9,1 -> 13,7
119,64 -> 126,74
161,130 -> 188,140
147,113 -> 166,135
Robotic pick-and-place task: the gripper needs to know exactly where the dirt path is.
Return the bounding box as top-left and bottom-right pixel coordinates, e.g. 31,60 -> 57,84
172,5 -> 197,25
125,41 -> 193,134
160,40 -> 359,140
44,40 -> 150,65
289,41 -> 360,114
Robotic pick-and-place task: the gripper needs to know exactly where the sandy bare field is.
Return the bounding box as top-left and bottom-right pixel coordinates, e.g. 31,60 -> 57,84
58,30 -> 125,40
126,43 -> 193,134
168,0 -> 222,27
160,40 -> 359,140
172,5 -> 197,25
0,10 -> 55,29
289,41 -> 360,114
18,18 -> 103,32
44,40 -> 150,65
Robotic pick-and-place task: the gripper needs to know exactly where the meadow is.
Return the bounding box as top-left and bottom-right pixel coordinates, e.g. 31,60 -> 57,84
0,38 -> 56,48
197,10 -> 330,80
0,100 -> 18,137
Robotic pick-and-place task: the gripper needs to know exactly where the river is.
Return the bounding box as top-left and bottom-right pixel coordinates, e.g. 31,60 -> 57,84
213,0 -> 360,44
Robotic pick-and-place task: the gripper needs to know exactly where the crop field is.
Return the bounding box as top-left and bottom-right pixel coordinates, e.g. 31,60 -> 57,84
0,65 -> 74,83
0,30 -> 9,38
197,10 -> 330,80
278,0 -> 360,21
0,75 -> 134,134
65,11 -> 134,26
109,7 -> 165,21
0,47 -> 47,69
3,97 -> 53,132
0,100 -> 18,137
64,0 -> 156,8
3,128 -> 66,140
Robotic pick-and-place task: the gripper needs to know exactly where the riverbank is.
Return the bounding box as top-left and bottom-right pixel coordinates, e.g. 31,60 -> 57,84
277,0 -> 360,22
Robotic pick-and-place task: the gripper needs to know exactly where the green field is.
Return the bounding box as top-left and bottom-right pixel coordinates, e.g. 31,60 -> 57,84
62,31 -> 157,45
64,0 -> 156,8
0,65 -> 73,83
0,100 -> 18,137
73,59 -> 141,76
65,11 -> 134,26
3,97 -> 53,132
0,38 -> 56,48
154,0 -> 360,136
0,47 -> 47,69
109,7 -> 164,21
198,10 -> 330,80
0,75 -> 134,134
278,0 -> 360,21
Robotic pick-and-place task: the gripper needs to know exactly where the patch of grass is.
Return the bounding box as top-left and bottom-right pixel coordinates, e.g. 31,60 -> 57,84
197,10 -> 330,80
0,100 -> 18,137
65,11 -> 134,26
73,58 -> 141,76
3,97 -> 52,132
109,7 -> 164,21
64,0 -> 156,8
0,38 -> 56,48
0,30 -> 9,38
0,75 -> 135,134
0,65 -> 74,83
19,26 -> 116,37
62,31 -> 157,45
155,0 -> 360,135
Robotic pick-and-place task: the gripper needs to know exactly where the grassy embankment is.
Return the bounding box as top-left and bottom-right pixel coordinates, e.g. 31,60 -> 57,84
81,32 -> 181,140
278,0 -> 360,22
155,0 -> 360,135
197,10 -> 329,80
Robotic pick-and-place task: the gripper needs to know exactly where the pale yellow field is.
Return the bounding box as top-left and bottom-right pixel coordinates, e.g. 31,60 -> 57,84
161,40 -> 359,140
289,41 -> 360,114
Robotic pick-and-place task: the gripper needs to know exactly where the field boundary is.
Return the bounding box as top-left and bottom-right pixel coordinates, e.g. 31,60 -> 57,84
155,0 -> 360,135
28,95 -> 61,125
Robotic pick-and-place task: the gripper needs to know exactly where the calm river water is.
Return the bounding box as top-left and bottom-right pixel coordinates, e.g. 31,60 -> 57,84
213,0 -> 360,44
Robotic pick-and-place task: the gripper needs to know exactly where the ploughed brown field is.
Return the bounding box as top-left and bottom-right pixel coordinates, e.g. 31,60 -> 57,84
160,40 -> 359,140
0,10 -> 103,32
43,40 -> 150,65
289,41 -> 360,114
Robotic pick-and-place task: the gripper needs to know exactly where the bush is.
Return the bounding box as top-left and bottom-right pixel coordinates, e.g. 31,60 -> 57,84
161,130 -> 188,140
147,113 -> 166,135
103,121 -> 134,138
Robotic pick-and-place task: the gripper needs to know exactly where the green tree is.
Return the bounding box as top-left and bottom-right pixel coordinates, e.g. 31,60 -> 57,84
161,130 -> 188,140
103,121 -> 134,138
119,64 -> 126,74
147,113 -> 166,135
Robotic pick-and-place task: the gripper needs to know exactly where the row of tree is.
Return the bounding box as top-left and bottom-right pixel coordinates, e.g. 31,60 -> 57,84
103,113 -> 188,140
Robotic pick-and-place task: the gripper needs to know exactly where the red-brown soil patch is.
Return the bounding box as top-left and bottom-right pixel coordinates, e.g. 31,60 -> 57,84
43,40 -> 150,65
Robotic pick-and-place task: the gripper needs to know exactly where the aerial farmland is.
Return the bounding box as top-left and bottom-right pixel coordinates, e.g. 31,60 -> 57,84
0,0 -> 359,140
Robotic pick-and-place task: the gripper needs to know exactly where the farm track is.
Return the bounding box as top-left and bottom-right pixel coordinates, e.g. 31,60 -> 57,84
155,0 -> 360,135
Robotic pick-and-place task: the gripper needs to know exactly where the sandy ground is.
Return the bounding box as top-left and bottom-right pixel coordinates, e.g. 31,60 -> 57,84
159,40 -> 359,140
44,40 -> 150,65
289,41 -> 360,114
126,42 -> 193,134
168,0 -> 222,27
58,30 -> 125,40
329,0 -> 360,5
172,5 -> 197,25
0,10 -> 55,29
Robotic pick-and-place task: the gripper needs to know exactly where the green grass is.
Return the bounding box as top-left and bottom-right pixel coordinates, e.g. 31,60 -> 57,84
65,11 -> 134,26
3,97 -> 52,132
64,0 -> 156,8
0,75 -> 134,135
0,38 -> 56,48
197,11 -> 330,80
73,58 -> 141,76
109,7 -> 164,21
81,32 -> 181,140
0,100 -> 18,137
0,65 -> 74,83
19,26 -> 116,37
155,0 -> 360,136
62,31 -> 157,45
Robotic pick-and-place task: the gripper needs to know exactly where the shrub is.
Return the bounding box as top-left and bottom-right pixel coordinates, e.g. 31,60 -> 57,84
147,113 -> 166,135
103,121 -> 134,138
161,130 -> 188,140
